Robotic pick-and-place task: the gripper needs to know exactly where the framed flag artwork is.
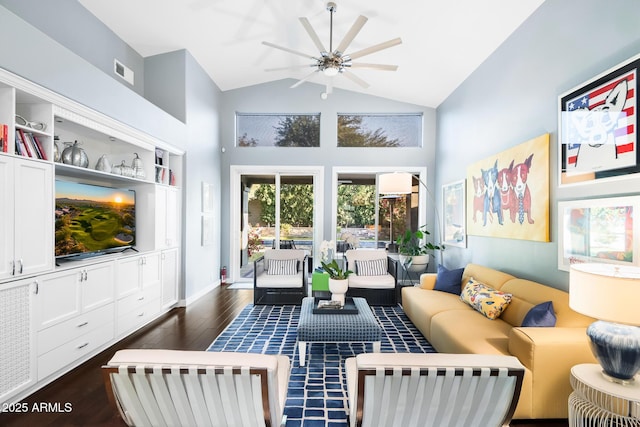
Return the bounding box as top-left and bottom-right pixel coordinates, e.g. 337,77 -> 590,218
558,53 -> 640,186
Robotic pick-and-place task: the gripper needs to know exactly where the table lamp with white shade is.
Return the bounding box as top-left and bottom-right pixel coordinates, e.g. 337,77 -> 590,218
569,263 -> 640,384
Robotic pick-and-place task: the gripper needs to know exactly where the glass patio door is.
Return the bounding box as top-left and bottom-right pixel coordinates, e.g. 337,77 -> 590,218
335,170 -> 423,253
239,173 -> 316,280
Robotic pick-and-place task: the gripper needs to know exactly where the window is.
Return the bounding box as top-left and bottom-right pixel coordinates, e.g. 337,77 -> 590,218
337,113 -> 423,147
236,113 -> 320,147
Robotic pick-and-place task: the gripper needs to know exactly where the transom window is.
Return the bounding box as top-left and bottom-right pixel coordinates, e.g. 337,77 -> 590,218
236,113 -> 320,147
337,113 -> 423,147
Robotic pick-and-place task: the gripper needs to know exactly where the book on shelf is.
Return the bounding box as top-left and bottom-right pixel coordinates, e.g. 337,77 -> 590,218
31,134 -> 47,160
0,124 -> 5,152
14,130 -> 23,156
16,129 -> 33,157
2,124 -> 6,153
14,128 -> 47,160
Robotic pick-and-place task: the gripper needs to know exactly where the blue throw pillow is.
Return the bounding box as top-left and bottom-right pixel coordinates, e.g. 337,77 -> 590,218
434,265 -> 464,295
522,301 -> 556,327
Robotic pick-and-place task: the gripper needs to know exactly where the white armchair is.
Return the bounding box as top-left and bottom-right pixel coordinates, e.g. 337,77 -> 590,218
345,353 -> 525,427
345,249 -> 398,305
102,349 -> 290,427
254,249 -> 308,304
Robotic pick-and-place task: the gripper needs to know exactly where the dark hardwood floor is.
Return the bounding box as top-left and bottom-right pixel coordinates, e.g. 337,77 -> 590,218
0,286 -> 567,426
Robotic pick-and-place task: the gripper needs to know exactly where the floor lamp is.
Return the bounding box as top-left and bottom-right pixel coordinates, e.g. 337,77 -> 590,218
381,194 -> 402,248
378,172 -> 443,265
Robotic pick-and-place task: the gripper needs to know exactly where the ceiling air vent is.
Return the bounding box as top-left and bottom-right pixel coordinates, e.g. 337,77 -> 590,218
114,59 -> 134,85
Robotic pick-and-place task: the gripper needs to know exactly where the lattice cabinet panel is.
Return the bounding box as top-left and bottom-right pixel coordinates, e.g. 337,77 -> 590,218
0,280 -> 35,402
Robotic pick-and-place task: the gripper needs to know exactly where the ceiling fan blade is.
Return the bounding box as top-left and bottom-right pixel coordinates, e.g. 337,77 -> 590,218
335,15 -> 368,54
290,70 -> 319,89
299,17 -> 327,53
264,64 -> 315,72
262,41 -> 319,60
342,71 -> 370,89
350,63 -> 398,71
347,37 -> 402,60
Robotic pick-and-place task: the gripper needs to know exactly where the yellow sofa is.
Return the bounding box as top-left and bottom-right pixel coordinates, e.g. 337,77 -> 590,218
401,263 -> 597,420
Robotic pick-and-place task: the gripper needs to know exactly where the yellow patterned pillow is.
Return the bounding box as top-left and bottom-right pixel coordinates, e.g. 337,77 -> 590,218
460,278 -> 513,320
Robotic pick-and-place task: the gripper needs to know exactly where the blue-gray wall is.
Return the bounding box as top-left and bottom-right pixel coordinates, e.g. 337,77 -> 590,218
0,0 -> 145,96
436,0 -> 640,290
184,52 -> 223,299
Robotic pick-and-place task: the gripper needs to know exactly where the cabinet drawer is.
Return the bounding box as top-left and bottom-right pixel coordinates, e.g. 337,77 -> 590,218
117,284 -> 161,316
37,303 -> 114,356
37,321 -> 114,381
116,297 -> 161,337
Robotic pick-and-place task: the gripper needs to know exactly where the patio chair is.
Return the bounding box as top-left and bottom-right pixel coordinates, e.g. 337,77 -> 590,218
254,249 -> 308,304
345,353 -> 525,427
102,349 -> 290,427
344,249 -> 399,305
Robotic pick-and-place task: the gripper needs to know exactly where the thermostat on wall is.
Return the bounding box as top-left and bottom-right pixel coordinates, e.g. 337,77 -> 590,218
114,59 -> 134,85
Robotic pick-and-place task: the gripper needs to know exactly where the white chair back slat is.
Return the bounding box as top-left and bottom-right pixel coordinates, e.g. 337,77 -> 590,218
234,367 -> 262,427
220,368 -> 243,425
397,369 -> 421,427
112,366 -> 151,426
418,370 -> 442,426
200,370 -> 228,427
452,367 -> 478,426
131,367 -> 167,427
165,367 -> 198,426
148,369 -> 181,425
183,367 -> 213,427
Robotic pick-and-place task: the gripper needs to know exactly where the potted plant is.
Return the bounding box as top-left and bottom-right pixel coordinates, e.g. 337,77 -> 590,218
396,225 -> 443,273
320,259 -> 353,305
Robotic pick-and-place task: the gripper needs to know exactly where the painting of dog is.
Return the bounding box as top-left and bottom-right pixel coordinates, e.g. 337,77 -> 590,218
510,154 -> 534,225
466,134 -> 549,242
481,160 -> 503,226
497,160 -> 516,223
472,176 -> 487,223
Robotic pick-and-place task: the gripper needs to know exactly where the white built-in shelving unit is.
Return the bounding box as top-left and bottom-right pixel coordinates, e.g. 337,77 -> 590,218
0,67 -> 184,408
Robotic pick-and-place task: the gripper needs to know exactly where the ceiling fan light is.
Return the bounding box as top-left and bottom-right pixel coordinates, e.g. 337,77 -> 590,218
323,66 -> 340,77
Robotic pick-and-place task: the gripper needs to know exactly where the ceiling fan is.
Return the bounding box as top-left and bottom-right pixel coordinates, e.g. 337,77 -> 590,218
262,2 -> 402,99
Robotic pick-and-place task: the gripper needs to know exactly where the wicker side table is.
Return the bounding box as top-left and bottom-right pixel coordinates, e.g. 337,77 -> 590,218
569,364 -> 640,426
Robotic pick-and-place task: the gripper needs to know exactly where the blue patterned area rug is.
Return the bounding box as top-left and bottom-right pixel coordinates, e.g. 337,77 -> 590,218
207,303 -> 435,427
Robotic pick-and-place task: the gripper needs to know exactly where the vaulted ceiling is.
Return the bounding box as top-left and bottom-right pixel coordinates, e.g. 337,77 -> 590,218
79,0 -> 545,107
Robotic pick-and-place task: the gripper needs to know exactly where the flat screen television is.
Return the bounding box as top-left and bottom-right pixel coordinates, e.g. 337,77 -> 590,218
55,180 -> 136,260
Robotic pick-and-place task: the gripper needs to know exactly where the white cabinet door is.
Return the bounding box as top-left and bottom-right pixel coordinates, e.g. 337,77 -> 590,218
116,256 -> 142,298
161,248 -> 179,309
0,157 -> 49,280
155,186 -> 180,249
155,186 -> 168,249
0,278 -> 37,404
0,157 -> 14,280
141,252 -> 161,290
165,187 -> 180,248
81,262 -> 115,312
35,269 -> 81,330
13,159 -> 53,278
